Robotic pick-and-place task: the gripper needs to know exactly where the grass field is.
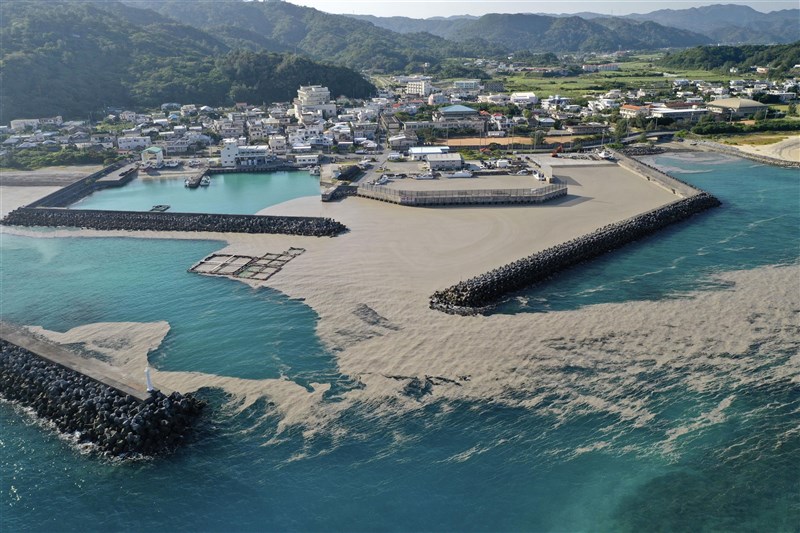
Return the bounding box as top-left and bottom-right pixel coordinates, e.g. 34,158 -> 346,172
713,133 -> 791,146
501,58 -> 758,99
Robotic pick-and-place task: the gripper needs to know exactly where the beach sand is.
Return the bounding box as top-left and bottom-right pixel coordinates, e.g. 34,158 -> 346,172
732,135 -> 800,163
4,161 -> 798,438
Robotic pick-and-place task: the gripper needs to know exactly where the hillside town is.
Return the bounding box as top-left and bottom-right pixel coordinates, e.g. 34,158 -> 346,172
3,65 -> 797,172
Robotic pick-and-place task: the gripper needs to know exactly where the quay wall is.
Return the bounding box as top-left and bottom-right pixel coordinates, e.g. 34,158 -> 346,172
357,183 -> 568,207
1,207 -> 348,237
0,337 -> 204,458
610,149 -> 699,198
430,192 -> 721,314
28,161 -> 132,208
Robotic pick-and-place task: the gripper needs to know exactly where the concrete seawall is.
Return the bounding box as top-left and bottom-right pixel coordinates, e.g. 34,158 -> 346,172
0,323 -> 204,458
2,207 -> 348,237
357,183 -> 568,207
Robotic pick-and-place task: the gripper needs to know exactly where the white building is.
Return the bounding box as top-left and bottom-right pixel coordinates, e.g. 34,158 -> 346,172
117,136 -> 151,151
426,153 -> 464,171
294,154 -> 319,165
408,146 -> 450,160
428,93 -> 450,106
406,80 -> 433,97
510,92 -> 539,106
141,146 -> 164,165
453,79 -> 481,90
10,118 -> 42,131
220,139 -> 274,167
268,135 -> 287,155
294,85 -> 337,119
478,94 -> 511,105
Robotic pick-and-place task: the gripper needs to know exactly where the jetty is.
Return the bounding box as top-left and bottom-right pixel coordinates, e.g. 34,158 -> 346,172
429,152 -> 722,314
0,321 -> 152,400
0,322 -> 205,457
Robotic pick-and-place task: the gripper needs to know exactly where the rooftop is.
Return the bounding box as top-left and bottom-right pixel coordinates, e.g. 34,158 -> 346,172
440,105 -> 478,114
708,97 -> 768,109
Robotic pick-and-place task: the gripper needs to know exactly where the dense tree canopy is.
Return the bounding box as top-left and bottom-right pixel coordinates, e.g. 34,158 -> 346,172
660,42 -> 800,75
0,1 -> 375,121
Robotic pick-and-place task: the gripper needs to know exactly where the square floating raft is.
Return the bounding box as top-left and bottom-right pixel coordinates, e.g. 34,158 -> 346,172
188,248 -> 305,281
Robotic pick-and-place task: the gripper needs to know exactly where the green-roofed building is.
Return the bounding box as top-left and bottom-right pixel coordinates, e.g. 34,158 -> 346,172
141,145 -> 164,165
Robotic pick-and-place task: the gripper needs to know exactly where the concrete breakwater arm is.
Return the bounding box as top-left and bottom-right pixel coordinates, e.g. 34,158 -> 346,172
1,208 -> 348,237
611,149 -> 700,198
430,192 -> 721,314
0,327 -> 205,458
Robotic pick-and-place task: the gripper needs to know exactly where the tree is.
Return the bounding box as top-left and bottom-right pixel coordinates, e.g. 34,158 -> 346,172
614,118 -> 629,142
532,130 -> 545,150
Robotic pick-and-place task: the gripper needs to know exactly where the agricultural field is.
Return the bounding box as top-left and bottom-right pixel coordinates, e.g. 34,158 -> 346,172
500,57 -> 759,99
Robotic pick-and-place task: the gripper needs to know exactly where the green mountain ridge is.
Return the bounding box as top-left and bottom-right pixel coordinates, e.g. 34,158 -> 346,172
349,11 -> 711,51
0,1 -> 375,122
351,4 -> 799,47
659,42 -> 800,73
626,4 -> 800,44
123,0 -> 506,72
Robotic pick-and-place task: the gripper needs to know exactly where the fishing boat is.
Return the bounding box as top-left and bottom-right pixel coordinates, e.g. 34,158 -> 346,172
200,176 -> 211,187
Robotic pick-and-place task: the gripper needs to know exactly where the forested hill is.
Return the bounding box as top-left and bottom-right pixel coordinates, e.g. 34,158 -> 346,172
659,42 -> 800,74
349,12 -> 710,52
0,1 -> 375,122
352,4 -> 799,47
123,0 -> 506,72
626,5 -> 800,45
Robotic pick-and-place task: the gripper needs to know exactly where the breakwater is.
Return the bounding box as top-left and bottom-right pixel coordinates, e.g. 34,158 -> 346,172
0,338 -> 204,458
28,161 -> 133,208
2,208 -> 348,237
430,192 -> 721,314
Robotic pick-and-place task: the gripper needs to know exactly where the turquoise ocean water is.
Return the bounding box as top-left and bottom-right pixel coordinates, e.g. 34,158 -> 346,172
1,153 -> 798,532
73,171 -> 320,214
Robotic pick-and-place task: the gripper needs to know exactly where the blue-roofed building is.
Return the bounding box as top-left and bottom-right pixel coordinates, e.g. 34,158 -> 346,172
438,105 -> 478,119
433,104 -> 485,133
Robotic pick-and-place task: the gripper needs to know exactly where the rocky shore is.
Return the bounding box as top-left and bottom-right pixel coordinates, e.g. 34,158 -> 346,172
430,192 -> 721,314
0,339 -> 205,458
2,207 -> 348,237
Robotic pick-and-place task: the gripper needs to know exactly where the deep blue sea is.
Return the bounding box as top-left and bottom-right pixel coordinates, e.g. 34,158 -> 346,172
1,153 -> 798,532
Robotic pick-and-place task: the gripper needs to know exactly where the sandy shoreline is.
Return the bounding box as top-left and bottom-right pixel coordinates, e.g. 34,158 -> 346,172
676,135 -> 800,166
731,135 -> 800,163
3,157 -> 798,434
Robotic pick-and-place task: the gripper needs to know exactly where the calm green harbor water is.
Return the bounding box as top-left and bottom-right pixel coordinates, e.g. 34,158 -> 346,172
1,153 -> 798,532
73,170 -> 320,214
